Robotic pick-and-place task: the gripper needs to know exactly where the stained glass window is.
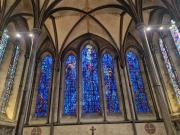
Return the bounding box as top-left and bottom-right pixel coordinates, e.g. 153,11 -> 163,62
126,51 -> 150,113
0,45 -> 20,114
81,45 -> 101,113
102,53 -> 120,113
0,29 -> 9,65
159,39 -> 180,103
170,20 -> 180,55
64,55 -> 77,115
34,55 -> 53,117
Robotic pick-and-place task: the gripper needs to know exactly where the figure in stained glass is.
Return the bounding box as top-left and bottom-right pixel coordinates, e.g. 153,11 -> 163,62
102,53 -> 120,113
81,45 -> 101,113
34,55 -> 53,117
64,55 -> 77,115
159,39 -> 180,103
126,51 -> 150,113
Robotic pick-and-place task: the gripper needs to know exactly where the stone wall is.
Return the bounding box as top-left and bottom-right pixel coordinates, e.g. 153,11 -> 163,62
23,122 -> 166,135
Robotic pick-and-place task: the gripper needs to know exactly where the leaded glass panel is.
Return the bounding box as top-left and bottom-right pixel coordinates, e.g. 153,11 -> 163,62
126,51 -> 150,113
0,29 -> 9,65
34,55 -> 53,117
170,20 -> 180,55
159,39 -> 180,103
102,53 -> 120,113
0,45 -> 20,114
64,55 -> 77,115
81,45 -> 101,113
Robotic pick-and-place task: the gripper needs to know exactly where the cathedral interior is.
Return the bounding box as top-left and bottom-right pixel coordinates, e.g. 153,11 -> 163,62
0,0 -> 179,135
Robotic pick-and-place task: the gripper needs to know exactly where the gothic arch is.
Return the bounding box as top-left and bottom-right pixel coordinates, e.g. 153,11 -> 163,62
58,34 -> 126,124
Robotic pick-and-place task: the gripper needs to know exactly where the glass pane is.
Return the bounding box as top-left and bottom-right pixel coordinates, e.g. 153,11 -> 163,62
170,20 -> 180,55
0,29 -> 9,65
34,55 -> 53,117
102,53 -> 120,113
126,51 -> 151,113
0,45 -> 20,114
64,55 -> 77,115
82,45 -> 101,113
159,39 -> 180,103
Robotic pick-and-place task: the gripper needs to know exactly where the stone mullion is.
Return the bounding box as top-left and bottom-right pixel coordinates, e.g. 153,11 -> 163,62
57,57 -> 63,124
49,56 -> 59,135
115,57 -> 128,120
122,60 -> 138,135
99,52 -> 107,122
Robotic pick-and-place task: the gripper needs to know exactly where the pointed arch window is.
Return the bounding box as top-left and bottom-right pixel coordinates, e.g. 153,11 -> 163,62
102,53 -> 120,113
81,45 -> 101,113
0,44 -> 20,114
159,38 -> 180,103
170,20 -> 180,55
63,55 -> 77,115
34,55 -> 53,117
0,29 -> 9,65
126,51 -> 150,113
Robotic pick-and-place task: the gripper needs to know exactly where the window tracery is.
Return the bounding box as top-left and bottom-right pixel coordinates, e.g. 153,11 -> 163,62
62,43 -> 122,117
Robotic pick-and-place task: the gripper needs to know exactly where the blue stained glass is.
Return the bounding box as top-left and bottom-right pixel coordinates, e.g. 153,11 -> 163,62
126,51 -> 150,113
82,45 -> 101,113
102,53 -> 120,113
159,39 -> 180,103
34,55 -> 53,117
64,55 -> 77,115
170,20 -> 180,55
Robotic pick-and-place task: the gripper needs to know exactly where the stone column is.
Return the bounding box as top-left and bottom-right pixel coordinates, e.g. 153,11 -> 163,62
15,28 -> 41,135
137,24 -> 176,135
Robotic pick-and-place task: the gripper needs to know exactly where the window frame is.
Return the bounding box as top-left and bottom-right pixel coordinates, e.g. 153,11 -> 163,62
125,48 -> 153,116
60,40 -> 124,123
28,52 -> 54,124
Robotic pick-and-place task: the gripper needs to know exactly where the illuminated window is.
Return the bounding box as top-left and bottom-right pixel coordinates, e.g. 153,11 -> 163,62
126,51 -> 150,113
81,45 -> 101,113
102,53 -> 120,113
64,55 -> 77,115
34,55 -> 53,117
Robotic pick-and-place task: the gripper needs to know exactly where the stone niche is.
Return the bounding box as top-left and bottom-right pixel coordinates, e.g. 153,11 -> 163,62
23,122 -> 167,135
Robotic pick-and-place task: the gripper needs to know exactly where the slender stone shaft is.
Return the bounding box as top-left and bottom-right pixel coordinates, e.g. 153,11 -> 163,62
15,28 -> 41,135
137,24 -> 176,135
